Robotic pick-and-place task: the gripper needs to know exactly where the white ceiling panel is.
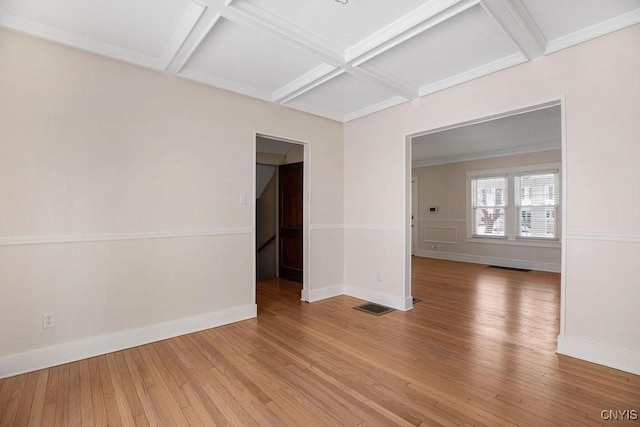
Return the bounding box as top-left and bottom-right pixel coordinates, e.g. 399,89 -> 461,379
284,73 -> 404,120
522,0 -> 640,41
363,5 -> 520,90
182,18 -> 329,97
234,0 -> 430,50
0,0 -> 194,58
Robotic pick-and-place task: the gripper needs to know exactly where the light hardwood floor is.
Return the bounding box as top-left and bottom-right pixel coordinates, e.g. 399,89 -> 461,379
1,257 -> 639,426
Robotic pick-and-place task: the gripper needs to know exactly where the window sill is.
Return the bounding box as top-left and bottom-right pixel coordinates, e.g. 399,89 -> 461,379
467,237 -> 561,248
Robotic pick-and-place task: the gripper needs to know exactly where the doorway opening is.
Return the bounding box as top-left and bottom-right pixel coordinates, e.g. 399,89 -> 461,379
254,134 -> 309,305
405,99 -> 566,334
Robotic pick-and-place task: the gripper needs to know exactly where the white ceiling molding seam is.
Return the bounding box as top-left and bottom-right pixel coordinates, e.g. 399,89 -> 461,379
277,68 -> 347,106
480,0 -> 546,59
166,10 -> 223,75
272,64 -> 339,103
160,2 -> 207,70
348,0 -> 480,67
222,2 -> 344,65
346,66 -> 417,100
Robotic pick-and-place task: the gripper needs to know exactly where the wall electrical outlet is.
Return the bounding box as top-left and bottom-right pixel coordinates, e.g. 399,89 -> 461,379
377,273 -> 382,282
43,312 -> 55,329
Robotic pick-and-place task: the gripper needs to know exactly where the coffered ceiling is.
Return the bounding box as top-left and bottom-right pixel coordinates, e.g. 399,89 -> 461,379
1,0 -> 638,122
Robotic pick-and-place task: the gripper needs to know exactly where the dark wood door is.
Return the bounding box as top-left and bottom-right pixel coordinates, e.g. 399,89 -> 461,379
279,162 -> 303,283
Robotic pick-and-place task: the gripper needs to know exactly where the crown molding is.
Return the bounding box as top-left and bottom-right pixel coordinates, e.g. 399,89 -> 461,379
545,8 -> 640,55
0,12 -> 163,70
419,52 -> 527,97
178,68 -> 272,101
412,140 -> 560,167
480,0 -> 546,59
272,63 -> 338,103
343,96 -> 408,122
279,102 -> 345,123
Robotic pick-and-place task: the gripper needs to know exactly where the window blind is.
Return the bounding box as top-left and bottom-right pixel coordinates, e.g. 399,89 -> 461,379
514,171 -> 559,239
472,176 -> 507,237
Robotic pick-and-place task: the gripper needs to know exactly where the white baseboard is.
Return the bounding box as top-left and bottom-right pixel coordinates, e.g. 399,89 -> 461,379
414,249 -> 561,273
304,285 -> 344,303
0,304 -> 257,379
557,335 -> 640,376
344,285 -> 413,312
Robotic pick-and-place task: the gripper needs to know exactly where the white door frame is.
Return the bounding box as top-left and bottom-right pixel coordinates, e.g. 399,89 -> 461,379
253,132 -> 311,303
404,97 -> 567,338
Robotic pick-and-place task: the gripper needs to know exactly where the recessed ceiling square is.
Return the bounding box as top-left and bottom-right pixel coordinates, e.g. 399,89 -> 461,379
284,73 -> 404,119
182,18 -> 328,96
362,5 -> 520,90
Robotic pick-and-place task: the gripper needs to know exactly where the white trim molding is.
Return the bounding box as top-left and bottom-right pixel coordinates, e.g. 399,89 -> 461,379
0,304 -> 257,379
310,224 -> 344,230
566,232 -> 640,244
0,227 -> 253,246
303,285 -> 345,303
545,8 -> 640,55
557,335 -> 640,376
344,285 -> 413,311
415,249 -> 561,273
343,224 -> 404,231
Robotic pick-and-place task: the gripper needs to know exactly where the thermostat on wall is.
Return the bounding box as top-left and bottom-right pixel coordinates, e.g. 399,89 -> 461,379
429,207 -> 439,213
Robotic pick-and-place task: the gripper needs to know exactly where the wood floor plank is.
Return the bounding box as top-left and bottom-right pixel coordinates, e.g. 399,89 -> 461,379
26,369 -> 48,426
1,257 -> 639,425
11,371 -> 38,426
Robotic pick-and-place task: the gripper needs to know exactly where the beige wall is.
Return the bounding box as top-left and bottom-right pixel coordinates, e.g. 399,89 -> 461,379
0,29 -> 343,375
344,24 -> 640,373
413,150 -> 561,271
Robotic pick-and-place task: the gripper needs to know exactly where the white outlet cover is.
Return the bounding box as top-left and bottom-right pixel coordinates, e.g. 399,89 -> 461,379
43,312 -> 55,328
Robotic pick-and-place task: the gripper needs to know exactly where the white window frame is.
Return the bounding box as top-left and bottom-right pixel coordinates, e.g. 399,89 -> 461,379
466,162 -> 561,248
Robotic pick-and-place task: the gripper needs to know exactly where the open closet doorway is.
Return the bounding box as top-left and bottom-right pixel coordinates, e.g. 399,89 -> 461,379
255,134 -> 308,304
406,99 -> 566,334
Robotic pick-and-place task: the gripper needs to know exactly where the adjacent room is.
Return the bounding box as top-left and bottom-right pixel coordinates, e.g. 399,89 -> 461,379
1,0 -> 639,424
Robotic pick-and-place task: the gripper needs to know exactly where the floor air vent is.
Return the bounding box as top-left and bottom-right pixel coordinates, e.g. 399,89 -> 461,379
488,265 -> 531,272
354,303 -> 395,316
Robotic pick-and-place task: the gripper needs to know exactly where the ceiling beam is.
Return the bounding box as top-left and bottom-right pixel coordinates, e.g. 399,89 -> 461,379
272,64 -> 338,103
347,65 -> 418,100
348,0 -> 480,67
480,0 -> 546,59
345,0 -> 477,63
161,2 -> 207,71
222,3 -> 344,66
164,7 -> 224,74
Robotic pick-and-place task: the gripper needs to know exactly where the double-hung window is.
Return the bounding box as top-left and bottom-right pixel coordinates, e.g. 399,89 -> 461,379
471,176 -> 507,238
515,171 -> 559,239
467,163 -> 560,245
